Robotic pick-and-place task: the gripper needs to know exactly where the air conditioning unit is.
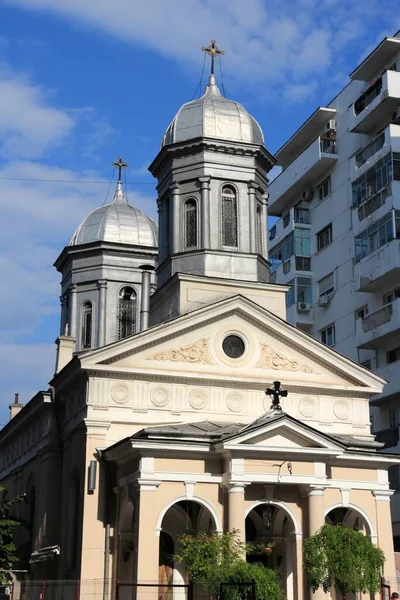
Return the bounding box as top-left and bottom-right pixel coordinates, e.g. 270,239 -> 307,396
392,108 -> 400,125
301,188 -> 314,202
325,119 -> 336,132
297,302 -> 311,312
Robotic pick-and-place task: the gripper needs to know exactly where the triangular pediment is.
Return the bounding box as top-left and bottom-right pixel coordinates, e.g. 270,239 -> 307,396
79,295 -> 384,394
222,414 -> 344,451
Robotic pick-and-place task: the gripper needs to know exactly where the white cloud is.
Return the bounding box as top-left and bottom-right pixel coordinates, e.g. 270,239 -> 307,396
0,76 -> 75,158
5,0 -> 400,104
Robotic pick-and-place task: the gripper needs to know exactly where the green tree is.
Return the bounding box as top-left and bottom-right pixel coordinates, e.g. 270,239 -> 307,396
0,488 -> 24,584
174,531 -> 284,600
303,523 -> 385,597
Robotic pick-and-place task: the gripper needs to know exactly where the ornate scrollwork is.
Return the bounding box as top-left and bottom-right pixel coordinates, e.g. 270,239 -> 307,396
256,343 -> 314,373
146,338 -> 215,365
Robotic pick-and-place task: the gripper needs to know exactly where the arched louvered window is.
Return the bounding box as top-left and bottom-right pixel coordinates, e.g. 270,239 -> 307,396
222,185 -> 237,247
81,301 -> 93,349
184,199 -> 197,249
118,287 -> 136,340
256,206 -> 263,254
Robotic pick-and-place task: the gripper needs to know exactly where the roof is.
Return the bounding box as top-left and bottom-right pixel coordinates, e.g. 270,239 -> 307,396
70,182 -> 158,247
162,74 -> 264,147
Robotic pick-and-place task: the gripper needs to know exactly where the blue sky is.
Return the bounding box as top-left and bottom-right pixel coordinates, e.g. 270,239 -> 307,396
0,0 -> 399,425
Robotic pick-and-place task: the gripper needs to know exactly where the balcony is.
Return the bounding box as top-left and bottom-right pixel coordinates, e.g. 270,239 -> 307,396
350,124 -> 400,182
268,136 -> 337,216
355,238 -> 400,292
349,70 -> 400,134
356,297 -> 400,349
373,426 -> 400,450
370,362 -> 400,405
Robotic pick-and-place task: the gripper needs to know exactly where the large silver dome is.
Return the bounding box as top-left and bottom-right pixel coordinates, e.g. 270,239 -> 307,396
162,74 -> 264,147
70,183 -> 158,247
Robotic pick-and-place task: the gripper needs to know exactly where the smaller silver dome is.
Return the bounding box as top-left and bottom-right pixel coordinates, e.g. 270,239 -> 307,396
162,74 -> 264,147
70,183 -> 158,247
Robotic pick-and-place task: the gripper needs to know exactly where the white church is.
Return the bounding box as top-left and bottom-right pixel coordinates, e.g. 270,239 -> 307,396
0,42 -> 397,600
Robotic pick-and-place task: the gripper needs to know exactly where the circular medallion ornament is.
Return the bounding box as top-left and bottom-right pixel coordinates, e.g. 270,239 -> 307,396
150,386 -> 170,407
189,389 -> 208,410
334,400 -> 350,420
226,392 -> 245,412
299,397 -> 317,418
111,383 -> 131,404
222,335 -> 245,359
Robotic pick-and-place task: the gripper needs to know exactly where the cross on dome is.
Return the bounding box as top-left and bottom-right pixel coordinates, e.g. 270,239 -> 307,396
201,39 -> 225,75
111,156 -> 129,183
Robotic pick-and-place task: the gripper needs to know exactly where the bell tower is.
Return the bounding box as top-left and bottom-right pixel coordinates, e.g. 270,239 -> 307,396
149,41 -> 276,289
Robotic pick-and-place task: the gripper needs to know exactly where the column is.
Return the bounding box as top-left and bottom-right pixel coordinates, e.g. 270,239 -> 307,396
261,192 -> 269,258
97,280 -> 107,347
157,199 -> 165,262
59,295 -> 67,335
136,482 -> 161,589
199,176 -> 211,249
247,181 -> 257,254
308,487 -> 327,600
69,284 -> 78,338
228,483 -> 247,543
170,183 -> 180,254
373,490 -> 396,581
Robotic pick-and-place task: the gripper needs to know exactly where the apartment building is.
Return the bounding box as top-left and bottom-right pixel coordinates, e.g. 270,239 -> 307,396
268,33 -> 400,546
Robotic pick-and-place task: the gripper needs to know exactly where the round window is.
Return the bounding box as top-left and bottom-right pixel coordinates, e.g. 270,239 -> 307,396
222,335 -> 245,359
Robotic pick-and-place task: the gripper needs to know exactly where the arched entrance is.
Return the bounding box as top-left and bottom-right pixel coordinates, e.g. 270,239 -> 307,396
245,502 -> 298,600
158,499 -> 218,600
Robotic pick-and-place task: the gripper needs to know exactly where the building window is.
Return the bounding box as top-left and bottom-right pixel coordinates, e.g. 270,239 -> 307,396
318,272 -> 335,299
318,177 -> 331,202
256,206 -> 263,254
222,185 -> 237,247
297,277 -> 312,304
294,228 -> 310,255
295,256 -> 311,271
384,286 -> 400,305
283,212 -> 290,228
184,199 -> 197,249
81,301 -> 93,349
354,77 -> 382,116
390,408 -> 400,427
283,259 -> 291,274
285,279 -> 295,308
355,305 -> 368,320
387,347 -> 400,365
270,232 -> 294,268
321,324 -> 336,347
118,287 -> 136,340
352,152 -> 400,212
355,210 -> 397,261
317,224 -> 333,251
294,207 -> 311,224
269,224 -> 276,241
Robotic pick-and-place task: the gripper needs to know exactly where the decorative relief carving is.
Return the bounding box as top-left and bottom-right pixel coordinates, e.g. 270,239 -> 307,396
188,389 -> 208,410
150,386 -> 170,407
146,338 -> 215,365
111,383 -> 131,404
333,400 -> 350,420
256,344 -> 314,373
299,397 -> 317,418
227,392 -> 245,413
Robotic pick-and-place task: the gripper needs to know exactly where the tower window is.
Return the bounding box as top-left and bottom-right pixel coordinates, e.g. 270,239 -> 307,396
184,199 -> 197,249
256,206 -> 263,254
81,301 -> 93,349
118,287 -> 136,340
222,185 -> 237,247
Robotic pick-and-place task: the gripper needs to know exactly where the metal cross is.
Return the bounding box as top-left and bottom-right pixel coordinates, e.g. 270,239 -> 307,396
265,381 -> 288,411
201,39 -> 225,75
111,156 -> 129,183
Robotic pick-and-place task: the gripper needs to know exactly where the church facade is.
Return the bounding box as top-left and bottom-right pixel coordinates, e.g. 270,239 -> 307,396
0,48 -> 398,600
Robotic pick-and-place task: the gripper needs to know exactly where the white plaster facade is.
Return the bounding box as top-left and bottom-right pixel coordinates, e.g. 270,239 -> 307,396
268,33 -> 400,546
